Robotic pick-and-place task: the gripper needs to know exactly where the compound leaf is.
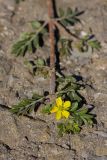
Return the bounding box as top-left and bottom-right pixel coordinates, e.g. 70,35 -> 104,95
11,21 -> 47,56
58,8 -> 82,26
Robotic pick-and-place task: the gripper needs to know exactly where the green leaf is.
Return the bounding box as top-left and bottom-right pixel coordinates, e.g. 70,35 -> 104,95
31,21 -> 41,30
76,34 -> 101,53
80,114 -> 93,125
56,77 -> 65,83
58,119 -> 81,135
33,35 -> 40,49
34,58 -> 45,67
65,75 -> 76,81
24,58 -> 48,77
77,107 -> 88,115
11,21 -> 47,56
10,99 -> 36,115
72,122 -> 81,133
67,8 -> 73,16
70,102 -> 78,112
88,40 -> 101,51
67,91 -> 82,102
59,38 -> 72,56
80,117 -> 88,125
11,32 -> 37,56
57,75 -> 81,93
42,104 -> 52,114
24,60 -> 34,71
56,75 -> 82,104
81,114 -> 94,120
59,8 -> 65,17
10,93 -> 44,115
57,123 -> 66,136
58,8 -> 81,26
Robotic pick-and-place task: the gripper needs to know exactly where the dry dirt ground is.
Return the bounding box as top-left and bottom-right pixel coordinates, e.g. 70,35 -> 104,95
0,0 -> 107,160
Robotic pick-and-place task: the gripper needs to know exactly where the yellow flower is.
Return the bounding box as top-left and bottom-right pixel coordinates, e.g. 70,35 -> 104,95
50,97 -> 71,120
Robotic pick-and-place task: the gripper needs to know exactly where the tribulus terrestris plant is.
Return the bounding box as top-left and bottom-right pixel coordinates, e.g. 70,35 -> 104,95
11,0 -> 101,136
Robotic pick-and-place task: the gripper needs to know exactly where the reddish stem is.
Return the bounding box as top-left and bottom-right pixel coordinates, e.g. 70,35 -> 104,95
47,0 -> 56,97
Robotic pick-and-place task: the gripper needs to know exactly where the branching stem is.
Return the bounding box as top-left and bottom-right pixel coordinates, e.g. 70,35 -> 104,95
54,20 -> 80,41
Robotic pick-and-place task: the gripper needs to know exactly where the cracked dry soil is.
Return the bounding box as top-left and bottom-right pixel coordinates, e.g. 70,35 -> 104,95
0,0 -> 107,160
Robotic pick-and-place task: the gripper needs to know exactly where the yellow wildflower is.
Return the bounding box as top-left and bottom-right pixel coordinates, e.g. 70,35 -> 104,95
50,97 -> 71,120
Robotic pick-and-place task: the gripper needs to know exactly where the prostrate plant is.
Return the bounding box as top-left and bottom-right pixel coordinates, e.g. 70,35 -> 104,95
11,0 -> 100,136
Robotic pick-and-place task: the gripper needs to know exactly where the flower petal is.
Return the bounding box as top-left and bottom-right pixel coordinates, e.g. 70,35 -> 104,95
56,111 -> 62,120
50,106 -> 58,113
63,101 -> 71,109
56,97 -> 63,107
62,110 -> 70,118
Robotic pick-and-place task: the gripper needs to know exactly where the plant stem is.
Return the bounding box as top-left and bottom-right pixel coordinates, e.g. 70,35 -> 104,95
54,20 -> 80,41
47,0 -> 56,98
